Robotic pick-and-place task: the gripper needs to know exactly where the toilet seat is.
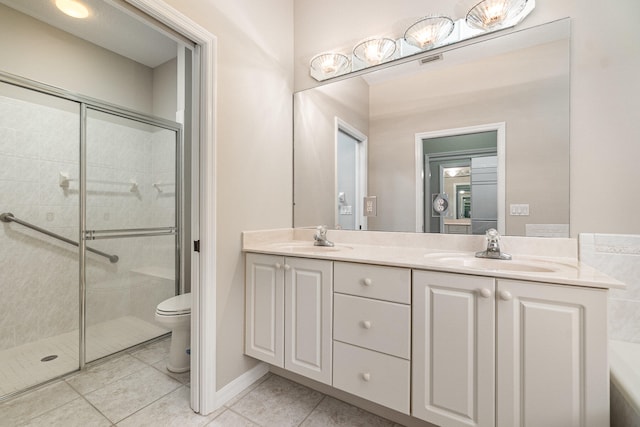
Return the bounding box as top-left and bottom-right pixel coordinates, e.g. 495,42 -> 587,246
156,293 -> 191,316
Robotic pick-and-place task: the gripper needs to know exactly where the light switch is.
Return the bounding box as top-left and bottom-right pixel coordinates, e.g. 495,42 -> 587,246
339,205 -> 353,215
510,204 -> 530,216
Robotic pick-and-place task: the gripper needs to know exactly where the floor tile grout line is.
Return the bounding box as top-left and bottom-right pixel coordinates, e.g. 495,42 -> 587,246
223,372 -> 272,410
76,358 -> 183,424
64,356 -> 149,396
12,394 -> 84,426
148,361 -> 191,385
225,406 -> 267,427
80,364 -> 164,399
297,394 -> 327,427
78,392 -> 116,425
108,382 -> 184,425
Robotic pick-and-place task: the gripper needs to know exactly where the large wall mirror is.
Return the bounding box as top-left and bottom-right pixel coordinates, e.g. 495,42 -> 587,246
294,19 -> 570,237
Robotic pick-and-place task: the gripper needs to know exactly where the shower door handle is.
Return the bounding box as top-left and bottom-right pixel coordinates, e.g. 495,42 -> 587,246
84,226 -> 177,240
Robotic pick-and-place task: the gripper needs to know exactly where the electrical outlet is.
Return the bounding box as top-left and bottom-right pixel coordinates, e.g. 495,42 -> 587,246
364,196 -> 377,217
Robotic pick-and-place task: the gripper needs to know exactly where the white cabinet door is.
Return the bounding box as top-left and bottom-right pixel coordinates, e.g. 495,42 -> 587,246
285,257 -> 333,384
496,280 -> 608,427
245,253 -> 284,367
413,270 -> 495,427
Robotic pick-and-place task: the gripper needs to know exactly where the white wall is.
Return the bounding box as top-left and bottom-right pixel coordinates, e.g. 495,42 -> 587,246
293,0 -> 640,237
366,40 -> 569,234
294,77 -> 369,228
160,0 -> 294,390
0,4 -> 154,114
152,57 -> 178,121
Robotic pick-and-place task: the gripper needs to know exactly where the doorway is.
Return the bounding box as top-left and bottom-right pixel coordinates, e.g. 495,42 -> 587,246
0,0 -> 218,414
415,123 -> 505,234
335,118 -> 368,230
0,75 -> 181,399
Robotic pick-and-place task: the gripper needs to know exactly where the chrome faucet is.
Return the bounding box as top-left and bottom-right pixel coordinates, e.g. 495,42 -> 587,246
475,228 -> 511,260
314,225 -> 334,247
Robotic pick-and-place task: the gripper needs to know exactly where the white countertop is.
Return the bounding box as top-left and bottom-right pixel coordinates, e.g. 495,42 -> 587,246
242,228 -> 624,290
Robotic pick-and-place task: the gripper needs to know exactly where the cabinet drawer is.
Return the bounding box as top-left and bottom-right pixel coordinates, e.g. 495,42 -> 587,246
334,262 -> 410,304
333,341 -> 410,414
334,293 -> 410,359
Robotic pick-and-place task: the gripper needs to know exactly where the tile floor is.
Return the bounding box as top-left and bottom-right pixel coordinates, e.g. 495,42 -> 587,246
0,338 -> 404,427
0,316 -> 167,396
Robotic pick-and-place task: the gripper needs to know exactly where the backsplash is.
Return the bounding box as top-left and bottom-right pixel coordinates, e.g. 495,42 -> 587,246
580,233 -> 640,343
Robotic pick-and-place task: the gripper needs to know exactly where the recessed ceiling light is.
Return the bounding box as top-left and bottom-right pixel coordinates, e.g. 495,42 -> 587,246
55,0 -> 89,19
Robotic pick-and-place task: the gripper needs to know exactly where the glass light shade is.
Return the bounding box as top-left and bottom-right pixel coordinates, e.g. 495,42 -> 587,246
404,16 -> 455,50
310,53 -> 351,78
55,0 -> 89,18
353,38 -> 397,66
466,0 -> 528,31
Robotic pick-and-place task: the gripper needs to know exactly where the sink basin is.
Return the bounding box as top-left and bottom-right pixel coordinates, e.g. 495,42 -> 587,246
270,242 -> 352,253
423,252 -> 576,274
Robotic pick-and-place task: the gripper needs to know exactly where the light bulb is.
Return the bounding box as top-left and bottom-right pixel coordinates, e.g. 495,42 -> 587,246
56,0 -> 89,19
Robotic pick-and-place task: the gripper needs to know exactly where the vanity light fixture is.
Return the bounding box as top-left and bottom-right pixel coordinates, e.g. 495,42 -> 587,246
353,38 -> 397,67
55,0 -> 90,19
310,52 -> 351,80
308,0 -> 534,81
404,16 -> 455,51
465,0 -> 528,31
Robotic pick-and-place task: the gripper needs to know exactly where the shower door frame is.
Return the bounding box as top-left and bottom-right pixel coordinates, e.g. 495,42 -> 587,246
79,103 -> 183,368
0,70 -> 183,377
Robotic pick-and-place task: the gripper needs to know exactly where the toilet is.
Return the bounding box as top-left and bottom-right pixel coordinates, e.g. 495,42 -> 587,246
155,293 -> 191,373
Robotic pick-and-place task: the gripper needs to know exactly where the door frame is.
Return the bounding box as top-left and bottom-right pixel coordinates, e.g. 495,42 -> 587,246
415,122 -> 505,234
437,160 -> 472,233
125,0 -> 217,415
334,117 -> 368,230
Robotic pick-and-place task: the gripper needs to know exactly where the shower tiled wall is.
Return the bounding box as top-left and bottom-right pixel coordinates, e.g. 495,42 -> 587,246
0,94 -> 176,351
579,233 -> 640,343
0,94 -> 80,351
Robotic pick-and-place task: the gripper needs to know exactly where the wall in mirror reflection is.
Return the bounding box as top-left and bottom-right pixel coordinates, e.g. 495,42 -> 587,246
294,21 -> 570,237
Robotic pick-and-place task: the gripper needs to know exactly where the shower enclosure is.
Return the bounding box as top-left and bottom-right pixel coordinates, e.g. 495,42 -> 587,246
0,72 -> 182,400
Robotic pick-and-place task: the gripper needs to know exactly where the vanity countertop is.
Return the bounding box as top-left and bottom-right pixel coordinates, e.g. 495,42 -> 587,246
242,228 -> 625,290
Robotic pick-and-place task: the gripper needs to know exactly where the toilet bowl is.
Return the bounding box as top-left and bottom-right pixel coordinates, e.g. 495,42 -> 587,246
155,293 -> 191,373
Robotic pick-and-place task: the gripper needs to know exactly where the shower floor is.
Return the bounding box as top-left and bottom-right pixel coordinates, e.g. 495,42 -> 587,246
0,316 -> 167,397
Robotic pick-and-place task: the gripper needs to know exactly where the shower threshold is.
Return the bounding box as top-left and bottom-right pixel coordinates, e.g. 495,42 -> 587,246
0,316 -> 167,398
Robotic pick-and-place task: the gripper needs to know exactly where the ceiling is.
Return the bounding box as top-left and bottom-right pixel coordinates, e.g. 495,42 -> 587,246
0,0 -> 177,68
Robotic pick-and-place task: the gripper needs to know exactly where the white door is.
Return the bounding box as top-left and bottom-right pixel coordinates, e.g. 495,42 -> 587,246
284,257 -> 333,384
244,253 -> 284,367
413,271 -> 495,427
496,280 -> 609,427
336,119 -> 367,230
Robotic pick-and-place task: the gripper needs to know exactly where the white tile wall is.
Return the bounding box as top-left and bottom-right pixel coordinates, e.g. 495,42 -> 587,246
580,233 -> 640,343
0,94 -> 177,352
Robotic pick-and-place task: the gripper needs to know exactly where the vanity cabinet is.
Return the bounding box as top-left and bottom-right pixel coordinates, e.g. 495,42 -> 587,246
413,271 -> 608,427
332,262 -> 411,414
244,253 -> 333,384
496,279 -> 608,427
412,271 -> 495,427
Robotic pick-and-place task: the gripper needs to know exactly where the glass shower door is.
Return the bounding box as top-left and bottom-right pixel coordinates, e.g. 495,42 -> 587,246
82,107 -> 180,363
0,81 -> 81,398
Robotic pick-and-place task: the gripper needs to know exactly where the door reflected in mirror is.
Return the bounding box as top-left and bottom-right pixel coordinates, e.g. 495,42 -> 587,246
294,19 -> 570,237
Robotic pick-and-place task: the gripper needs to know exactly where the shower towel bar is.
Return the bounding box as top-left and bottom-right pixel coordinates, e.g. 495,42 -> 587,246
0,212 -> 119,263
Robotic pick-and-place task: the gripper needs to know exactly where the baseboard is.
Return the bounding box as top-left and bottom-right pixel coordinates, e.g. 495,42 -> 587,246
214,362 -> 269,408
